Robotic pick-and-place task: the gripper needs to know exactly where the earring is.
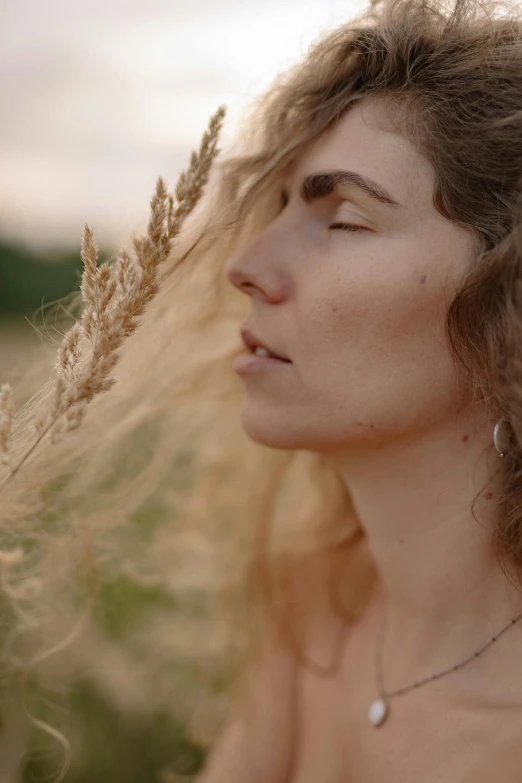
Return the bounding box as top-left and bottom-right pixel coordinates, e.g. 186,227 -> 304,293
494,418 -> 512,457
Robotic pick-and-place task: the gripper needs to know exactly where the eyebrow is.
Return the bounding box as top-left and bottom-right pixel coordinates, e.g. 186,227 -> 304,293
296,170 -> 403,210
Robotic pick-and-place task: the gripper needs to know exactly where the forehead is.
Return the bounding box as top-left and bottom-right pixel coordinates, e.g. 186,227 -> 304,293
289,98 -> 436,215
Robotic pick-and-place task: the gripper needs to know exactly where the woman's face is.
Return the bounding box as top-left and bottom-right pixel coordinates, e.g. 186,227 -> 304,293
225,98 -> 478,455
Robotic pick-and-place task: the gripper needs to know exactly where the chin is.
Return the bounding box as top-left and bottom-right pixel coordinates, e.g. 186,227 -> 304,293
240,406 -> 356,456
240,409 -> 319,451
241,411 -> 301,450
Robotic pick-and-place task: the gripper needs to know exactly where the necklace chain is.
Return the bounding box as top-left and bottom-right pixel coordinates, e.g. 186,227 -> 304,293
374,605 -> 522,700
367,423 -> 521,725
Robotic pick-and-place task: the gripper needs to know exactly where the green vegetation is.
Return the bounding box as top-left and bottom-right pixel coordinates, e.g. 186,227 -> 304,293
0,237 -> 111,318
22,683 -> 206,782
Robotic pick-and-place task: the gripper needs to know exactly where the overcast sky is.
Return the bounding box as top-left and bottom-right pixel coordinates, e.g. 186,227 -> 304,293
1,0 -> 366,250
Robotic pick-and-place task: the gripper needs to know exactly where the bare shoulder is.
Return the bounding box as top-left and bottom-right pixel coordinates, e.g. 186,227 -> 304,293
195,624 -> 298,783
196,535 -> 376,783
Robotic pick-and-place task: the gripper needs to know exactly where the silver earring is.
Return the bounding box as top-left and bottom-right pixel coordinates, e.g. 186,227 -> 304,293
493,418 -> 512,457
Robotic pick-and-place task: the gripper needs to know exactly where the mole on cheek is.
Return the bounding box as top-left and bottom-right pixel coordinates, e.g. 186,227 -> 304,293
485,492 -> 494,500
462,434 -> 469,442
420,275 -> 427,284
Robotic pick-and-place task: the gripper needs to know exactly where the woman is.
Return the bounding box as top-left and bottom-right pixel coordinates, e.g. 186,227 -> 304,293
3,0 -> 522,779
196,0 -> 522,778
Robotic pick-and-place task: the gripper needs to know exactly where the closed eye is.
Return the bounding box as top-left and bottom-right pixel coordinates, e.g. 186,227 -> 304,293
329,222 -> 371,233
279,190 -> 370,233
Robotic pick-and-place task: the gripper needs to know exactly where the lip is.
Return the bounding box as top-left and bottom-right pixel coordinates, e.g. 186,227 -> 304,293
233,353 -> 293,374
240,328 -> 290,362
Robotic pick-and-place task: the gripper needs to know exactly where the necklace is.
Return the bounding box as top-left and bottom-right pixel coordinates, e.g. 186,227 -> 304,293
368,418 -> 520,726
368,605 -> 522,727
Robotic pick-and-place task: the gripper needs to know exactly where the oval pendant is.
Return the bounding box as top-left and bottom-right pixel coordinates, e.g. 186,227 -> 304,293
368,697 -> 388,727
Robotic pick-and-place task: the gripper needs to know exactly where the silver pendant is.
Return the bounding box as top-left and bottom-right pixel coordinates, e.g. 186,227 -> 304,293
368,697 -> 388,727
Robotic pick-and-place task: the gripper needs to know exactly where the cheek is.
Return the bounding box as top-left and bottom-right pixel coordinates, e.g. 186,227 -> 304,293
301,255 -> 458,412
304,259 -> 434,346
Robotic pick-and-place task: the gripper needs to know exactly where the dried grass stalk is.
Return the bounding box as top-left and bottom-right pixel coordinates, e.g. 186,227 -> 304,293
0,384 -> 14,467
0,105 -> 226,492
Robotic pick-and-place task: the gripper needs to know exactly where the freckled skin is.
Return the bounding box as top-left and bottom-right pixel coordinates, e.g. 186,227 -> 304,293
225,98 -> 477,455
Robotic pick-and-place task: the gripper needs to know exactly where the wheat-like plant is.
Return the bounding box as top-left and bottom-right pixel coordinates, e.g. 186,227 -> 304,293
0,384 -> 14,468
0,105 -> 226,492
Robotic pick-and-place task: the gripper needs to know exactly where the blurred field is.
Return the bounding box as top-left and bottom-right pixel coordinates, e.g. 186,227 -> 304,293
0,317 -> 215,782
0,318 -> 46,381
0,237 -> 109,387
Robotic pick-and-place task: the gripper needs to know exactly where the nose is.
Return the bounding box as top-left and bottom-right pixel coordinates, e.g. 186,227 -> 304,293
225,228 -> 290,303
225,231 -> 267,290
225,246 -> 253,293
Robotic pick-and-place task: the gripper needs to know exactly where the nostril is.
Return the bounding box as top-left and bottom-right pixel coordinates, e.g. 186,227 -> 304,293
225,267 -> 250,292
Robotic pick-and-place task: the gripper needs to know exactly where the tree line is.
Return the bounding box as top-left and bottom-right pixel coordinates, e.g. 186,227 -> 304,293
0,237 -> 111,318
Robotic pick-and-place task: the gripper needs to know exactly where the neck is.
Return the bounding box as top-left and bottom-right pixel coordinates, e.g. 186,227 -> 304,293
331,408 -> 522,687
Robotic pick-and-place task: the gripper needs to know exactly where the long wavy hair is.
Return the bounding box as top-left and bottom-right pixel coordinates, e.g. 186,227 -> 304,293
3,0 -> 522,773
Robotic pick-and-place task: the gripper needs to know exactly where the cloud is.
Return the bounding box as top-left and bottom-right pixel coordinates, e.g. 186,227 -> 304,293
0,0 -> 363,246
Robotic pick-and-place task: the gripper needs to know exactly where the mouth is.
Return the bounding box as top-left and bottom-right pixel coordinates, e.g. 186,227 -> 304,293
248,347 -> 292,363
240,328 -> 291,362
233,351 -> 292,374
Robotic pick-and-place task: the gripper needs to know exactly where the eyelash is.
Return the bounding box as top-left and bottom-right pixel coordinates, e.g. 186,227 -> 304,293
329,222 -> 370,234
279,191 -> 370,234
